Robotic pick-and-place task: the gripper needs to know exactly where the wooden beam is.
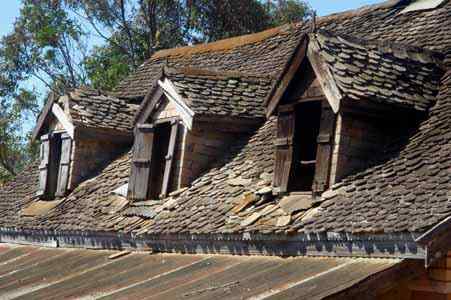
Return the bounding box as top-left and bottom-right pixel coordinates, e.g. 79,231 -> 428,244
135,88 -> 164,125
32,93 -> 56,142
51,103 -> 75,139
307,38 -> 343,113
158,78 -> 194,130
266,35 -> 308,117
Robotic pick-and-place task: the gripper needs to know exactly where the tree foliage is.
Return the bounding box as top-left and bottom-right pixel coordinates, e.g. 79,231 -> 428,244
0,0 -> 311,182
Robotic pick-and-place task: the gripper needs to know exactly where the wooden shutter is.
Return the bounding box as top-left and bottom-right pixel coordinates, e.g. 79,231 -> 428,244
128,124 -> 155,201
37,134 -> 50,197
161,120 -> 179,198
55,133 -> 72,197
273,105 -> 296,193
312,102 -> 336,194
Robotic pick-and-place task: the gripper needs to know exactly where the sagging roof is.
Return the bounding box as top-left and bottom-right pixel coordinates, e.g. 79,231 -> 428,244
0,0 -> 449,260
0,244 -> 402,300
310,30 -> 444,111
113,0 -> 451,100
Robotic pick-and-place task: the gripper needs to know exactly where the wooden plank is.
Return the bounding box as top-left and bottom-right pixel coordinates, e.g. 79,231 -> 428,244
160,120 -> 179,198
32,93 -> 56,142
307,39 -> 343,113
128,124 -> 155,201
51,103 -> 75,139
37,134 -> 50,197
312,102 -> 336,194
273,108 -> 295,193
266,36 -> 308,117
55,133 -> 72,197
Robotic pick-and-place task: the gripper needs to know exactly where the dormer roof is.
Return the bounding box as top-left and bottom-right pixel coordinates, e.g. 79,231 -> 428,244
32,87 -> 139,141
310,30 -> 445,111
68,88 -> 139,132
134,67 -> 273,126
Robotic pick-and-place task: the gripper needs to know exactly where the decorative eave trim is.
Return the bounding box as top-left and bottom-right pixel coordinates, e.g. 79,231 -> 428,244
307,35 -> 343,113
0,227 -> 425,260
265,34 -> 308,117
51,103 -> 75,139
31,92 -> 56,142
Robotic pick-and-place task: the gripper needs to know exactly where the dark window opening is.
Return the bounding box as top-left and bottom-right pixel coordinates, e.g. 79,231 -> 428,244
149,122 -> 171,199
289,101 -> 322,192
47,133 -> 62,199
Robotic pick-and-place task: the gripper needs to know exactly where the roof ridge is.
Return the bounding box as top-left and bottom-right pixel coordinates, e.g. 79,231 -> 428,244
151,23 -> 296,59
315,29 -> 445,67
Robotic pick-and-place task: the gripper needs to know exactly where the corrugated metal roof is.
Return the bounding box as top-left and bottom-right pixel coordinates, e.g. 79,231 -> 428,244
0,244 -> 400,300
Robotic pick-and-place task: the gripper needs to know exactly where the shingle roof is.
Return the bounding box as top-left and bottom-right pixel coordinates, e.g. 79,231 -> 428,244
113,0 -> 451,100
318,0 -> 451,62
311,30 -> 445,110
68,88 -> 139,132
0,1 -> 450,241
165,67 -> 272,118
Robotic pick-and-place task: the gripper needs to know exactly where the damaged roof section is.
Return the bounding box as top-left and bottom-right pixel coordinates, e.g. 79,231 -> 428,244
0,244 -> 402,300
310,30 -> 444,111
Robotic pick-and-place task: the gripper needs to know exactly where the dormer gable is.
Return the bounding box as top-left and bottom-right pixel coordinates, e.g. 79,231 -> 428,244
32,88 -> 137,199
266,30 -> 445,197
128,67 -> 273,202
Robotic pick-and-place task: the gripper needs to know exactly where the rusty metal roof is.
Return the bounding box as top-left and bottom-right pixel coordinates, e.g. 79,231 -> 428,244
0,244 -> 401,300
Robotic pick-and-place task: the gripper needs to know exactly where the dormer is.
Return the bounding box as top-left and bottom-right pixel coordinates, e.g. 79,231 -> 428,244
266,30 -> 444,196
128,67 -> 272,201
32,88 -> 137,199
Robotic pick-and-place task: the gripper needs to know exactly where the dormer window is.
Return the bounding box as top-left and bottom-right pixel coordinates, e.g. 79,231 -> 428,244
128,120 -> 179,200
32,89 -> 136,200
266,31 -> 443,197
128,67 -> 272,202
274,99 -> 335,195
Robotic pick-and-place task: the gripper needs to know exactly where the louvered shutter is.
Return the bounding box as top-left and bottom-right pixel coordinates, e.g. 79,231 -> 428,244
161,120 -> 179,198
37,134 -> 50,197
312,102 -> 336,194
273,105 -> 296,193
128,124 -> 155,201
55,133 -> 72,197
